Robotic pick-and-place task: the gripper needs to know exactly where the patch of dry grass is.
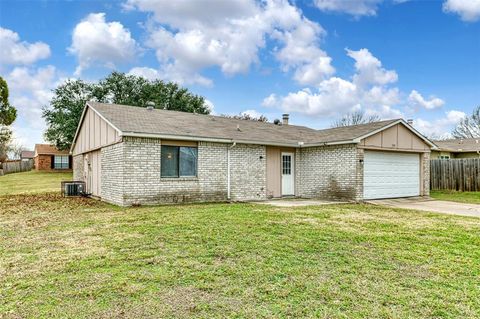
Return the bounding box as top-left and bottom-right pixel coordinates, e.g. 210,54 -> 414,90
1,194 -> 480,318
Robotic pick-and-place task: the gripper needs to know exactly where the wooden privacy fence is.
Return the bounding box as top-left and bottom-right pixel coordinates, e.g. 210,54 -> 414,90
430,158 -> 480,191
0,159 -> 34,176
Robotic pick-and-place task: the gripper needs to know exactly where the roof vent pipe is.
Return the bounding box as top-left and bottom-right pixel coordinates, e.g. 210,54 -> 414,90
407,119 -> 413,126
282,113 -> 289,125
146,101 -> 155,111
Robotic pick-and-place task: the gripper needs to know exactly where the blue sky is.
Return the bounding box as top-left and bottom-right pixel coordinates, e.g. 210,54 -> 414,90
0,0 -> 479,149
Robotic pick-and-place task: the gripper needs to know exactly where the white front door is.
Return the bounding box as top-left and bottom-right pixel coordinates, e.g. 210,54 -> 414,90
363,151 -> 420,200
281,152 -> 294,196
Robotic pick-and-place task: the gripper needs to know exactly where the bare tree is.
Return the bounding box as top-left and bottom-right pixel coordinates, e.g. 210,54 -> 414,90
220,113 -> 268,122
452,106 -> 480,138
331,111 -> 381,128
8,142 -> 26,160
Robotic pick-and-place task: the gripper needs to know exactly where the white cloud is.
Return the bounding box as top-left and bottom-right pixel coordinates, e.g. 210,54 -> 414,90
347,48 -> 398,86
241,109 -> 264,119
69,13 -> 138,76
268,48 -> 402,118
204,99 -> 215,114
262,94 -> 278,107
443,0 -> 480,22
125,0 -> 334,86
408,90 -> 445,110
413,110 -> 466,138
280,79 -> 359,116
5,66 -> 59,148
313,0 -> 383,16
0,27 -> 50,66
128,67 -> 160,80
365,105 -> 403,119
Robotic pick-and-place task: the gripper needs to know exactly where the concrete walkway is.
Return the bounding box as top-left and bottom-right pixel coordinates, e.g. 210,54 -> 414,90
367,197 -> 480,218
255,199 -> 347,207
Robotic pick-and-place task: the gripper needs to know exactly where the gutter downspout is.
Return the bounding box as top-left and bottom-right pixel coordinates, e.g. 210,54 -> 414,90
227,142 -> 236,200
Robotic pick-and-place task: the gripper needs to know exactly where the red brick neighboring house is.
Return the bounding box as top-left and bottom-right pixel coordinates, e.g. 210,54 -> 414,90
34,144 -> 72,171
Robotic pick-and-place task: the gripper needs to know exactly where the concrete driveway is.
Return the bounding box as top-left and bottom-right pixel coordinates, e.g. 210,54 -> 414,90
367,197 -> 480,218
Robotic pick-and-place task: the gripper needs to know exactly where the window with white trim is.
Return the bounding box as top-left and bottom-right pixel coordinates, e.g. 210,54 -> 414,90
161,146 -> 198,177
54,155 -> 69,169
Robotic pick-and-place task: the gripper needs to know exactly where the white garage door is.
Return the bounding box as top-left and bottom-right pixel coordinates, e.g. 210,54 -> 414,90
364,151 -> 420,200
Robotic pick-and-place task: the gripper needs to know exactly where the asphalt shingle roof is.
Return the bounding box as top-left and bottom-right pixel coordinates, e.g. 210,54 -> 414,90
20,150 -> 34,158
433,138 -> 480,152
88,101 -> 400,147
35,144 -> 69,155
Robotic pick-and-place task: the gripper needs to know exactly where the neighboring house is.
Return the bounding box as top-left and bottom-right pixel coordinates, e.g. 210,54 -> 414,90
71,101 -> 436,206
20,150 -> 34,161
34,144 -> 72,171
431,138 -> 480,159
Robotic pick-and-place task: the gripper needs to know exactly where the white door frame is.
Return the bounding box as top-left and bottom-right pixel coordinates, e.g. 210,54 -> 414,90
281,152 -> 295,196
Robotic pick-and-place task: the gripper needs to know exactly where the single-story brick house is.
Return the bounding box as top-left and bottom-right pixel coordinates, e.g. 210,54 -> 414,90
71,101 -> 436,206
34,144 -> 72,171
431,138 -> 480,159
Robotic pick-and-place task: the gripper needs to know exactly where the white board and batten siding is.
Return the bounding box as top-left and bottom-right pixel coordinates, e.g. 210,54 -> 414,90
363,151 -> 420,200
73,107 -> 120,155
73,106 -> 120,198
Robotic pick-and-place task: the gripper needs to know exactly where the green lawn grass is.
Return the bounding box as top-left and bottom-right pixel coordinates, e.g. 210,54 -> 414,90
1,173 -> 479,317
0,170 -> 72,196
431,190 -> 480,204
1,192 -> 479,318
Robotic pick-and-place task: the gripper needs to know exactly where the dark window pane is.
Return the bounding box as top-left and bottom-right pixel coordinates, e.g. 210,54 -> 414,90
179,147 -> 197,177
54,155 -> 69,169
161,146 -> 179,177
282,155 -> 291,175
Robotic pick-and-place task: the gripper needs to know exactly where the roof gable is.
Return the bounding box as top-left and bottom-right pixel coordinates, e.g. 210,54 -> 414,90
70,103 -> 121,154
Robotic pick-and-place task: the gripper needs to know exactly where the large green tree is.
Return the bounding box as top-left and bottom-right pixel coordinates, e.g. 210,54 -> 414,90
0,77 -> 17,162
43,72 -> 209,151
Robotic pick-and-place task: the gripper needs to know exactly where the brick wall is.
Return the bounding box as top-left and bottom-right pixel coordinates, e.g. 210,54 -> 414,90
105,137 -> 266,206
421,152 -> 430,196
72,137 -> 431,206
297,144 -> 358,201
101,143 -> 125,205
35,154 -> 72,171
73,155 -> 83,180
35,155 -> 52,170
355,148 -> 364,201
229,144 -> 266,201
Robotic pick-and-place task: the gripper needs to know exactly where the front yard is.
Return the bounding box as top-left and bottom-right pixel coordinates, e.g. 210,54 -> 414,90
1,182 -> 480,317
